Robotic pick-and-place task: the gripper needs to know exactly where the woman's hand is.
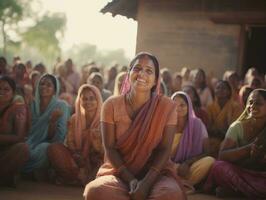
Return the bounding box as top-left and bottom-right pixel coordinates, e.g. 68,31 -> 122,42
129,179 -> 150,200
178,162 -> 190,178
250,138 -> 264,160
47,108 -> 63,139
50,108 -> 63,122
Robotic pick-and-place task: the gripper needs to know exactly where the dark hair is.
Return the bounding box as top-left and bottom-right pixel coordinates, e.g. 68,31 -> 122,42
129,52 -> 160,92
89,72 -> 103,82
252,89 -> 266,100
41,74 -> 57,91
196,68 -> 207,89
0,57 -> 7,64
182,85 -> 201,108
215,80 -> 232,98
0,75 -> 16,92
14,63 -> 26,72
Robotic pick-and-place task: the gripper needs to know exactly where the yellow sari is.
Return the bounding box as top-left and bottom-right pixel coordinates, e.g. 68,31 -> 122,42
207,98 -> 242,135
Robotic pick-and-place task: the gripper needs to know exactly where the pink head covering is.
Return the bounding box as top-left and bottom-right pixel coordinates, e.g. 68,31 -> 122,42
171,91 -> 208,163
121,52 -> 161,95
74,84 -> 103,151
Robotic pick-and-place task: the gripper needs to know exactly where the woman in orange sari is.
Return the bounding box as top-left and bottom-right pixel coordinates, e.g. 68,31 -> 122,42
0,75 -> 29,187
207,80 -> 242,137
48,84 -> 103,185
84,52 -> 186,200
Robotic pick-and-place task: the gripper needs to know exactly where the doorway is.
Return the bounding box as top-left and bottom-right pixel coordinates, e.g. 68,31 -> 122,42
243,26 -> 266,76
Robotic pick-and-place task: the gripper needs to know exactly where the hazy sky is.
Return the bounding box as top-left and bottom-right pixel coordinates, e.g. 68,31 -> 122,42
39,0 -> 137,58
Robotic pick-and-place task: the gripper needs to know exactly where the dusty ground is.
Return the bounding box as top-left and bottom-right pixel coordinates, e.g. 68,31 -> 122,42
0,180 -> 243,200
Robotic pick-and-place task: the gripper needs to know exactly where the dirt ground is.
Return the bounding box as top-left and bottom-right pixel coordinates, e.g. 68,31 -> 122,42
0,180 -> 244,200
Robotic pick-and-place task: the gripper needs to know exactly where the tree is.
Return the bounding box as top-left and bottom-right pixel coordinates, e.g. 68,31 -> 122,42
0,0 -> 24,55
21,12 -> 66,65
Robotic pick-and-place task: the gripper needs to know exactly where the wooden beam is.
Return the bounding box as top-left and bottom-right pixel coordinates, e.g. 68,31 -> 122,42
210,12 -> 266,24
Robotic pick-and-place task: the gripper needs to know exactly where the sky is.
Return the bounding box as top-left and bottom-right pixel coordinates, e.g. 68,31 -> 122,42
39,0 -> 137,58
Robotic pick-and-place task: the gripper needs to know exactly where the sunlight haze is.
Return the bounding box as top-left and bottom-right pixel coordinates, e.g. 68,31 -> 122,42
40,0 -> 137,58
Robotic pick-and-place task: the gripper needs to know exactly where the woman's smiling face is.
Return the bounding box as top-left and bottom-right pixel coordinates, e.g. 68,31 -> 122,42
39,77 -> 56,98
0,80 -> 14,103
129,56 -> 156,93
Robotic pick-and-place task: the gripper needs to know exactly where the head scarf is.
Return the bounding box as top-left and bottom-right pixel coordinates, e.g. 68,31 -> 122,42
33,73 -> 60,116
171,91 -> 208,163
27,74 -> 70,148
74,84 -> 103,152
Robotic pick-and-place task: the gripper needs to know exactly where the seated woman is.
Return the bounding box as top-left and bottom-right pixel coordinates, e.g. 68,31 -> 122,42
182,85 -> 209,127
48,84 -> 104,185
207,80 -> 242,137
22,74 -> 70,174
204,89 -> 266,198
191,68 -> 213,108
83,52 -> 186,200
87,72 -> 112,101
113,71 -> 127,96
0,76 -> 29,187
171,92 -> 214,190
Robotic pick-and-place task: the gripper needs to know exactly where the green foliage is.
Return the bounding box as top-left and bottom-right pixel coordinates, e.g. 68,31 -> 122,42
1,1 -> 130,71
21,13 -> 66,62
0,0 -> 23,22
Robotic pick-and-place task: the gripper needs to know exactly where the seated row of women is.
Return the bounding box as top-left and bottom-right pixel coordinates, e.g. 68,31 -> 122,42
0,52 -> 265,199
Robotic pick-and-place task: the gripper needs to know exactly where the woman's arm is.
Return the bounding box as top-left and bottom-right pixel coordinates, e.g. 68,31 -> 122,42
139,125 -> 176,189
219,138 -> 251,162
50,102 -> 70,142
65,117 -> 76,151
102,122 -> 135,184
0,105 -> 27,145
218,122 -> 252,162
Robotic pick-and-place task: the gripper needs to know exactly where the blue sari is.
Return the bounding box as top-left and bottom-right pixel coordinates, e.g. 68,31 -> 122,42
23,74 -> 70,172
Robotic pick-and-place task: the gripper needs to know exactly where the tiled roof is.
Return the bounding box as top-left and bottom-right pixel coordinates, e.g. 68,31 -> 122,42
100,0 -> 138,20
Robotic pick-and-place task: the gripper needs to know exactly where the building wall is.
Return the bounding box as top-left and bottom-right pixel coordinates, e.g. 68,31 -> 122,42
136,0 -> 241,78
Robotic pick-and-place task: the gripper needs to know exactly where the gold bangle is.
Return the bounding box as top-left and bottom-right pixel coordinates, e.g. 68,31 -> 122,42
151,166 -> 160,174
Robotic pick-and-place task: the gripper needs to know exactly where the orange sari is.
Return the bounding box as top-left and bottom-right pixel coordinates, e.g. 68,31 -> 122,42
84,95 -> 186,200
207,98 -> 242,135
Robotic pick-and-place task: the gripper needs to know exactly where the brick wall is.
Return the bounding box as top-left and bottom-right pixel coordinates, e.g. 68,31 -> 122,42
136,0 -> 242,78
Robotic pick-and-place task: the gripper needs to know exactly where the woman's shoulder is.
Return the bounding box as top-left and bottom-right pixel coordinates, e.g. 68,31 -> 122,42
103,95 -> 124,106
229,120 -> 242,129
2,103 -> 26,119
56,99 -> 70,110
158,95 -> 175,106
225,121 -> 243,139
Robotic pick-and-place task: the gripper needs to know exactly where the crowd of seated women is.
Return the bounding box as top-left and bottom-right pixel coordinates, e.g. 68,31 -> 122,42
0,54 -> 266,199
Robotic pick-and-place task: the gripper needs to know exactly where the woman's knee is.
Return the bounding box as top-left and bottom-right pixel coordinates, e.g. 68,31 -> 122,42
47,143 -> 65,156
84,182 -> 102,200
13,143 -> 30,161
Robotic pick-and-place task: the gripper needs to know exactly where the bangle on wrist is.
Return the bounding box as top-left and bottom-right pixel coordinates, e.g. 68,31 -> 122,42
150,166 -> 160,174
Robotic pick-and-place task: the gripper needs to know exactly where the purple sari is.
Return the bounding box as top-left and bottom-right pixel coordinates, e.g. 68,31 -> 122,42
171,91 -> 208,163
